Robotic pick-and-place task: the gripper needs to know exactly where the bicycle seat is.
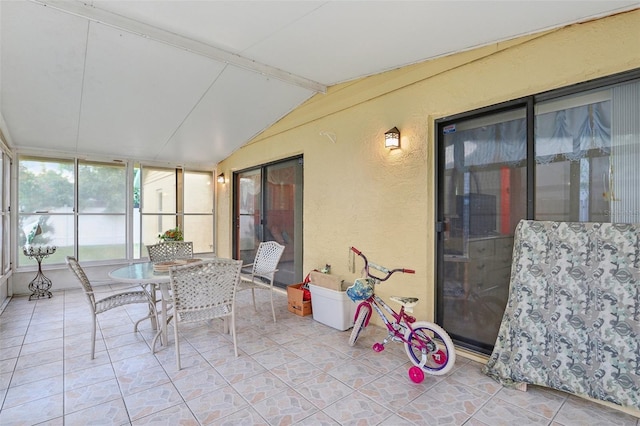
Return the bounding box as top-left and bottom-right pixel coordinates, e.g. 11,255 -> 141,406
390,296 -> 419,313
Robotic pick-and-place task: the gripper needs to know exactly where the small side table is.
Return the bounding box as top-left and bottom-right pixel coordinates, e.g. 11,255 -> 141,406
23,246 -> 57,301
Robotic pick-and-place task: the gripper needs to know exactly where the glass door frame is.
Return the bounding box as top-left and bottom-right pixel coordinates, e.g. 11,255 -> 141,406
232,155 -> 303,287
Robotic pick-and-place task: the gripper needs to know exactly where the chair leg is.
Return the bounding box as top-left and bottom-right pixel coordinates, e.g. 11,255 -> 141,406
230,313 -> 238,357
269,288 -> 276,323
91,314 -> 97,360
174,318 -> 181,371
251,288 -> 257,311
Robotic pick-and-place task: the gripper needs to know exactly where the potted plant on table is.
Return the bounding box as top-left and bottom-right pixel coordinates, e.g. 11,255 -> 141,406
158,227 -> 184,242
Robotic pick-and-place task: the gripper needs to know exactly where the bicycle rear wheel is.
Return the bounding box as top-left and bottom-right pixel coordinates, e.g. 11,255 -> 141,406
348,305 -> 370,346
404,321 -> 456,375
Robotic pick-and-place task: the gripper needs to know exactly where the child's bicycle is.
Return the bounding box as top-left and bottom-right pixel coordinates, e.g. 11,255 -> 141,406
346,246 -> 456,383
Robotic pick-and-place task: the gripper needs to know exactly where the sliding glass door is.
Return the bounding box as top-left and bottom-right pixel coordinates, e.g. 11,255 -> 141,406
436,72 -> 640,354
234,157 -> 303,287
438,107 -> 528,353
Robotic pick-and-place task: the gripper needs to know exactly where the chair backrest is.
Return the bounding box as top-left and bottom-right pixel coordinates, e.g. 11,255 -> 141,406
252,241 -> 285,279
65,256 -> 96,309
147,241 -> 193,262
169,258 -> 243,322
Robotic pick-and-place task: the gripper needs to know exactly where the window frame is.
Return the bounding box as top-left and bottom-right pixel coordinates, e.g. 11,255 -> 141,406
15,156 -> 215,268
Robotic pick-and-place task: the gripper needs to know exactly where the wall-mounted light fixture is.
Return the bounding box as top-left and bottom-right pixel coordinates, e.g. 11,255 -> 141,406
384,127 -> 400,149
217,173 -> 225,184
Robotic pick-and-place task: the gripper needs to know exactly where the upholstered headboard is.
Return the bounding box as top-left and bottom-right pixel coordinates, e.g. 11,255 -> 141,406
483,220 -> 640,411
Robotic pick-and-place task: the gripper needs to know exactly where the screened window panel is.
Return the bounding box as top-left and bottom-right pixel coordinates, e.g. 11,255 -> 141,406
78,215 -> 126,261
142,168 -> 177,214
78,161 -> 126,213
184,171 -> 213,213
142,214 -> 177,246
183,215 -> 213,253
18,157 -> 74,213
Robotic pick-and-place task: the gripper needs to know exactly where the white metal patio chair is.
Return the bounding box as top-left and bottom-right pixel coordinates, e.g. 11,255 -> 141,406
65,256 -> 158,359
167,258 -> 243,370
238,241 -> 285,323
146,241 -> 195,340
146,241 -> 193,262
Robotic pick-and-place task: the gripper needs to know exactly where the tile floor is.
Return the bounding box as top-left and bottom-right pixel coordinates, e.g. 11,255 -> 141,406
1,283 -> 639,425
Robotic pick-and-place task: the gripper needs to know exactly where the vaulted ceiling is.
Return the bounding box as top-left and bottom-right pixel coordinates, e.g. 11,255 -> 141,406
1,1 -> 637,168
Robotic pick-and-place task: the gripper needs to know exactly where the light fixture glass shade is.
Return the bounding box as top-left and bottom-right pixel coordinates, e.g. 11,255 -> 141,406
217,173 -> 225,183
385,127 -> 400,149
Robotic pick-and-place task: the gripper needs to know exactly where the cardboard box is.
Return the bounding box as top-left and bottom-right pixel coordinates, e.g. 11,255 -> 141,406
287,283 -> 312,316
309,284 -> 357,331
309,271 -> 344,291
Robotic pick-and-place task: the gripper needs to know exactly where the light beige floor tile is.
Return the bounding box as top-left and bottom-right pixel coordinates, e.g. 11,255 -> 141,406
378,413 -> 416,425
122,381 -> 184,421
132,402 -> 199,425
358,370 -> 432,411
322,390 -> 393,426
15,347 -> 64,370
472,396 -> 549,426
231,371 -> 290,404
64,377 -> 122,414
3,375 -> 63,408
326,359 -> 383,389
213,355 -> 268,385
0,392 -> 64,425
450,360 -> 503,395
553,395 -> 639,426
251,387 -> 318,425
11,359 -> 64,387
421,377 -> 492,416
172,367 -> 228,401
108,340 -> 154,362
0,356 -> 18,375
185,384 -> 248,424
1,289 -> 637,425
65,362 -> 116,392
250,345 -> 299,370
494,384 -> 566,419
296,372 -> 354,409
206,406 -> 269,426
63,397 -> 130,425
116,364 -> 171,397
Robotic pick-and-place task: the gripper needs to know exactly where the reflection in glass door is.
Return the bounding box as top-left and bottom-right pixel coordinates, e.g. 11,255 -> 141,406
234,157 -> 303,287
438,109 -> 527,354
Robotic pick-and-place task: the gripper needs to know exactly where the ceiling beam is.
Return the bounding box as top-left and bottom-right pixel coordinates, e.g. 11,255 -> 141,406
32,0 -> 328,94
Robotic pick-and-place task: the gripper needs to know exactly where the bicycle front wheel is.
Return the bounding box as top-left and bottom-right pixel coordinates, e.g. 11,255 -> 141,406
404,321 -> 456,376
348,305 -> 370,346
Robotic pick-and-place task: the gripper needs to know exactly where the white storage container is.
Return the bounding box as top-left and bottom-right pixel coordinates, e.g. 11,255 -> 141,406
308,284 -> 357,331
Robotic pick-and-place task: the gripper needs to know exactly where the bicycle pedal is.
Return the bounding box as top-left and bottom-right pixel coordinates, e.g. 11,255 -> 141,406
372,342 -> 385,352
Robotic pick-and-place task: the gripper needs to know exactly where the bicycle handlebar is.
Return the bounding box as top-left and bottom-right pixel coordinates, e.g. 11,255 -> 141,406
350,246 -> 415,282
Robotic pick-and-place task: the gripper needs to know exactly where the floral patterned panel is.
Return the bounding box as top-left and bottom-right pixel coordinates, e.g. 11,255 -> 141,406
483,220 -> 640,410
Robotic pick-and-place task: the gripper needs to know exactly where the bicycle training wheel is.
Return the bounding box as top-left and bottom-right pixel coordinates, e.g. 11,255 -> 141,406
404,321 -> 456,376
348,306 -> 369,347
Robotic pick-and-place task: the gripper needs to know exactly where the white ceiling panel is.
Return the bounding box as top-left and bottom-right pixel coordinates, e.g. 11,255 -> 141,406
78,21 -> 226,159
0,1 -> 88,150
162,65 -> 313,164
1,0 -> 638,167
90,1 -> 324,53
244,1 -> 639,84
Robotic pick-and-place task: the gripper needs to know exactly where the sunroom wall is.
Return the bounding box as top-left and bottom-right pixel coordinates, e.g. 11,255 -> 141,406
216,10 -> 640,324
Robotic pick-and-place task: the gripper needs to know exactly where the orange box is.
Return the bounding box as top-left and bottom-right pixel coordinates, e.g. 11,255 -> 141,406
287,283 -> 312,316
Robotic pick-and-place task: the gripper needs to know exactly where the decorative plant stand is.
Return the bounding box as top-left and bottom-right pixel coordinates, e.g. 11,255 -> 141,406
23,246 -> 57,301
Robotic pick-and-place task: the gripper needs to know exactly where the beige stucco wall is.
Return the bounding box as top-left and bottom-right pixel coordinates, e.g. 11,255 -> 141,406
216,10 -> 640,324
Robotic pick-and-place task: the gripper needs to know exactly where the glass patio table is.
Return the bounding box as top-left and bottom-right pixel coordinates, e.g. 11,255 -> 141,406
109,262 -> 172,348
